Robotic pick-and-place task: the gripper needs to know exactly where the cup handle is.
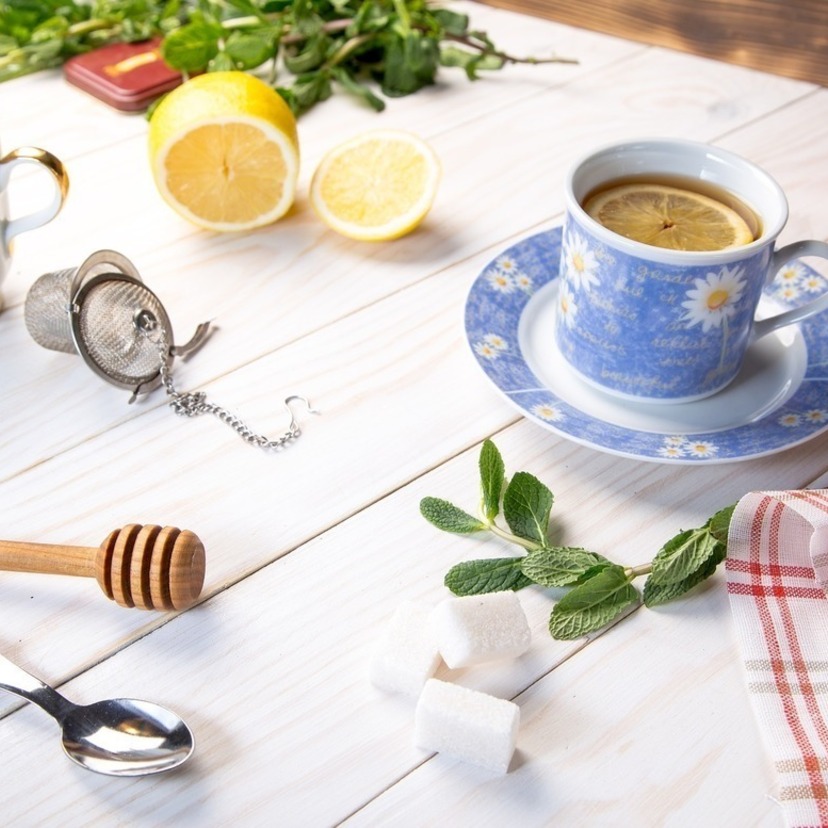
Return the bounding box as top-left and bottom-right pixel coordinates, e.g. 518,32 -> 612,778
1,147 -> 69,248
752,240 -> 828,341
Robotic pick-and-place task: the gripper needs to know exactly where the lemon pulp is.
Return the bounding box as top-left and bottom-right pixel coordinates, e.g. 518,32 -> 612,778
148,72 -> 299,232
309,130 -> 440,242
583,182 -> 755,251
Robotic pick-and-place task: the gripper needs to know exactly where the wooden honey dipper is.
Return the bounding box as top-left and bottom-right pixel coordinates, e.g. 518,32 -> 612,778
0,524 -> 205,610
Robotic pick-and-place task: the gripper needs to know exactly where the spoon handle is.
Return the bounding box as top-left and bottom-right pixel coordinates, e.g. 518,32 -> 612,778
0,653 -> 73,721
0,540 -> 97,577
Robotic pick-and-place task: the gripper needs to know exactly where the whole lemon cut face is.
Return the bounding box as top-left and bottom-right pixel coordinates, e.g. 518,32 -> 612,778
583,182 -> 755,251
310,130 -> 440,242
148,72 -> 299,232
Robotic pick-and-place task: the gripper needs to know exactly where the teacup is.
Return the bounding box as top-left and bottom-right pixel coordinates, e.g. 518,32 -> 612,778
555,138 -> 828,403
0,144 -> 69,312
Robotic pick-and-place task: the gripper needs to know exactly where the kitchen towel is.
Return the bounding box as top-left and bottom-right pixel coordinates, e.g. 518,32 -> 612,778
727,489 -> 828,828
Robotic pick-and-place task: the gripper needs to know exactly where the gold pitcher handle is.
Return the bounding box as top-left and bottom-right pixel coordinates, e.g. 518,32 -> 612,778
1,146 -> 70,247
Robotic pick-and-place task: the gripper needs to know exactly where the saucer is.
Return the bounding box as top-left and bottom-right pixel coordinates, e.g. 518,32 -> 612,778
464,227 -> 828,463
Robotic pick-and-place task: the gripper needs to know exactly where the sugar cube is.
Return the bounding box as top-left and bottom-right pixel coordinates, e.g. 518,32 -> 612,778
432,590 -> 531,669
414,678 -> 520,774
370,601 -> 441,697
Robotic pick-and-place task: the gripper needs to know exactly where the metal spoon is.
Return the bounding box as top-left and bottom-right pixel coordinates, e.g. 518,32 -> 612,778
0,652 -> 194,776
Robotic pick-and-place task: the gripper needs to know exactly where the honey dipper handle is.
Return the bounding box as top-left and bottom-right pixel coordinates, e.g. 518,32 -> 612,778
0,540 -> 97,578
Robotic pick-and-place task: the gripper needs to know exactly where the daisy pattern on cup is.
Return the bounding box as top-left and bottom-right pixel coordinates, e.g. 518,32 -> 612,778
680,265 -> 747,332
558,282 -> 577,328
562,231 -> 600,292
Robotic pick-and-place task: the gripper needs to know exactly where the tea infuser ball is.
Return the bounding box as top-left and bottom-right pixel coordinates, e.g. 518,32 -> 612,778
24,249 -> 317,449
24,249 -> 210,399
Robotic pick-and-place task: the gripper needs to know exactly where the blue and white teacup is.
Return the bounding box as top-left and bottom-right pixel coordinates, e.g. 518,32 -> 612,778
0,143 -> 69,312
555,138 -> 828,403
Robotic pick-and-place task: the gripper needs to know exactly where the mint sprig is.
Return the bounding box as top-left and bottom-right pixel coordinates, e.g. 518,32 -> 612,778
0,0 -> 577,114
422,440 -> 735,641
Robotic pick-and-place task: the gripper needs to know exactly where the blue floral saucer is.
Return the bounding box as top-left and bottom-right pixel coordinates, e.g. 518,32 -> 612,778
464,227 -> 828,463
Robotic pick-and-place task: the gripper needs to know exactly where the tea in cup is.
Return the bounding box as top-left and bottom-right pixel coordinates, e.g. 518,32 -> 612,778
0,145 -> 69,311
555,138 -> 828,402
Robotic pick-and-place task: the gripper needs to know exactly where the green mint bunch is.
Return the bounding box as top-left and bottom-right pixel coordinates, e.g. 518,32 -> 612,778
0,0 -> 575,113
0,0 -> 183,82
420,439 -> 734,641
158,0 -> 573,114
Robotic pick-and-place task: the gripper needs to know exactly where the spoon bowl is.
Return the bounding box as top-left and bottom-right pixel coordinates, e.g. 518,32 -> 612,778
0,652 -> 194,776
61,698 -> 194,776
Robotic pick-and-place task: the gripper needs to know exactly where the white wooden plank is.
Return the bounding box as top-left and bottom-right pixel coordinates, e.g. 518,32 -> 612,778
0,50 -> 817,476
0,418 -> 822,824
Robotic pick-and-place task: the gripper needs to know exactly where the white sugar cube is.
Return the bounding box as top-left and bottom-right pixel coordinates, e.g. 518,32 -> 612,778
370,601 -> 441,697
432,591 -> 531,669
415,679 -> 519,774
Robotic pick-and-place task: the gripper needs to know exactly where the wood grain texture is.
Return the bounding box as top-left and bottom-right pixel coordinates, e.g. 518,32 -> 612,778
0,1 -> 827,822
476,0 -> 828,86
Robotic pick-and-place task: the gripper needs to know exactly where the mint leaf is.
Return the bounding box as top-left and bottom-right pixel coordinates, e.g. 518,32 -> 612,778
503,471 -> 553,545
282,69 -> 332,114
330,67 -> 385,112
432,8 -> 470,36
643,553 -> 721,607
420,497 -> 486,534
224,30 -> 276,70
548,565 -> 639,640
381,31 -> 439,97
709,503 -> 736,545
445,558 -> 533,595
649,526 -> 720,586
478,439 -> 504,521
161,21 -> 222,72
439,46 -> 503,80
521,547 -> 607,588
284,32 -> 328,73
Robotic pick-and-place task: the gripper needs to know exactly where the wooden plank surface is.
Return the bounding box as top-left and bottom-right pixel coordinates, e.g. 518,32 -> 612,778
476,0 -> 828,86
0,1 -> 827,824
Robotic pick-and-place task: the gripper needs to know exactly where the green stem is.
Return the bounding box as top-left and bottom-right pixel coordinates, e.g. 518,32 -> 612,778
486,521 -> 541,552
445,32 -> 578,65
392,0 -> 412,33
66,18 -> 122,37
625,563 -> 653,579
324,32 -> 375,68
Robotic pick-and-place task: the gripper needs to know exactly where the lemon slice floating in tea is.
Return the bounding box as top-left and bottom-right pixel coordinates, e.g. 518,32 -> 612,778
148,72 -> 299,232
583,182 -> 755,251
310,130 -> 440,242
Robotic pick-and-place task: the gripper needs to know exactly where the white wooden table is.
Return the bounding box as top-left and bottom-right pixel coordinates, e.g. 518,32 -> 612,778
1,3 -> 827,824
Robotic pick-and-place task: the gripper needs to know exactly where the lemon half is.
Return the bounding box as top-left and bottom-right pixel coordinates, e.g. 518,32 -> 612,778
310,130 -> 440,242
584,182 -> 755,251
148,72 -> 299,232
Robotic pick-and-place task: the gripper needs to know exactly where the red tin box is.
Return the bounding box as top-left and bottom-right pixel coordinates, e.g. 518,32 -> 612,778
64,39 -> 184,112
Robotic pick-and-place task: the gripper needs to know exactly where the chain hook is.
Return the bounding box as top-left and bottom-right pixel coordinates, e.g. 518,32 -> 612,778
283,395 -> 321,434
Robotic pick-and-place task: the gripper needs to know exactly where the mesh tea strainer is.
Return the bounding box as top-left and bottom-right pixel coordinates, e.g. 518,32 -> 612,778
24,249 -> 316,450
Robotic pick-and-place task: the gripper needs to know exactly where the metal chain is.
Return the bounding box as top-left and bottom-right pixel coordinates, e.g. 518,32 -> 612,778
144,323 -> 309,451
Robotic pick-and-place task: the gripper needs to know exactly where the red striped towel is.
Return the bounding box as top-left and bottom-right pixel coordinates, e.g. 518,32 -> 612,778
727,490 -> 828,828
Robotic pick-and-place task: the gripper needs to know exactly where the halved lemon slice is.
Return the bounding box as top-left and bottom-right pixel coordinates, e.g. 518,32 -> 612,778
583,182 -> 755,251
309,130 -> 440,242
148,72 -> 299,232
